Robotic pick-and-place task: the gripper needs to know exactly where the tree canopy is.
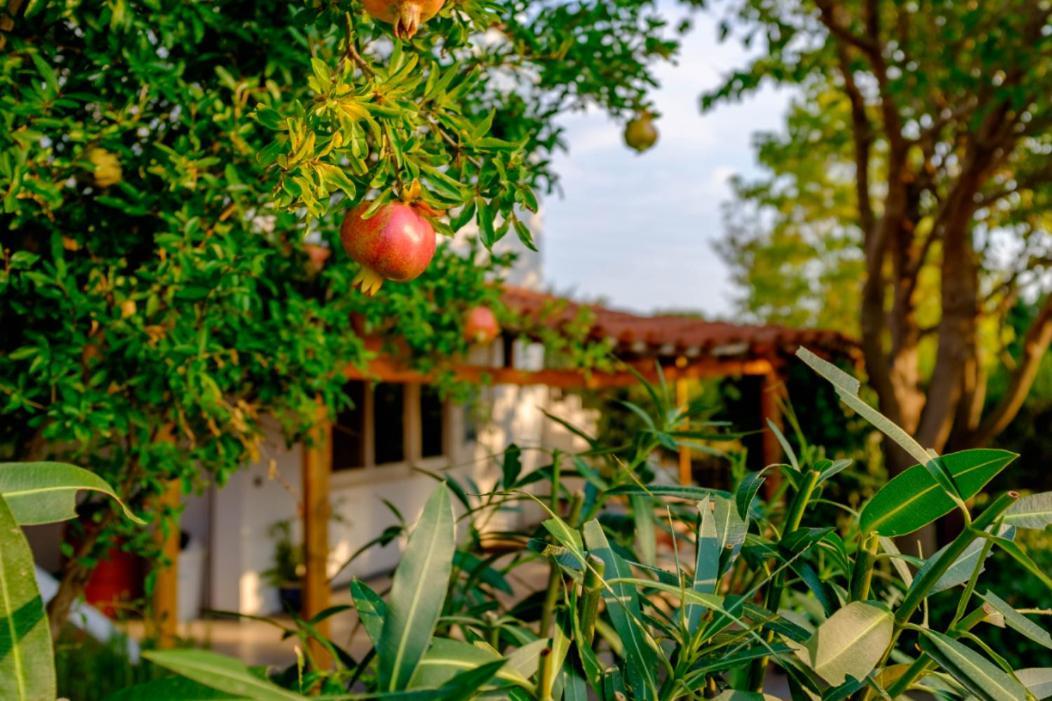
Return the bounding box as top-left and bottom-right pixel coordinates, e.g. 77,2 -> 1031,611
708,0 -> 1052,481
0,0 -> 690,629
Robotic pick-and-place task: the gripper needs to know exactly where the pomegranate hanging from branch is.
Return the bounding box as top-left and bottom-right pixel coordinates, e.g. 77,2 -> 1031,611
362,0 -> 445,40
340,201 -> 437,295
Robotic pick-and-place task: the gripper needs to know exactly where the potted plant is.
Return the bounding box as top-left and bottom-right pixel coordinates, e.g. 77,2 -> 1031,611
261,519 -> 304,614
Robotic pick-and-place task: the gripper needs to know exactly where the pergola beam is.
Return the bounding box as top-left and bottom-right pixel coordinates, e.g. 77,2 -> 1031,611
344,356 -> 773,389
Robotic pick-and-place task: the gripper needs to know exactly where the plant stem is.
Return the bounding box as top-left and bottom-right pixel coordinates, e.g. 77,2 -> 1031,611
580,554 -> 605,645
896,492 -> 1017,626
884,605 -> 988,697
871,492 -> 1018,699
746,468 -> 822,691
849,532 -> 880,602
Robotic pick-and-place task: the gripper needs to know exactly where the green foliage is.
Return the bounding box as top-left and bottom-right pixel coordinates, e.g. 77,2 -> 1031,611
0,0 -> 682,599
0,494 -> 54,701
0,463 -> 137,700
100,351 -> 1052,700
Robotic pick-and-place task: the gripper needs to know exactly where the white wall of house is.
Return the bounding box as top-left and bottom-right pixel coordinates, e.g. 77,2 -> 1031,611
201,343 -> 597,616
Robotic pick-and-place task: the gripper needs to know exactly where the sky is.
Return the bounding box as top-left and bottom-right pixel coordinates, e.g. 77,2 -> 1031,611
539,5 -> 791,318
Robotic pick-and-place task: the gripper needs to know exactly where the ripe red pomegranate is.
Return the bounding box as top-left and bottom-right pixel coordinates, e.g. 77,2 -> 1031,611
624,114 -> 659,153
363,0 -> 445,39
340,201 -> 436,295
464,305 -> 500,344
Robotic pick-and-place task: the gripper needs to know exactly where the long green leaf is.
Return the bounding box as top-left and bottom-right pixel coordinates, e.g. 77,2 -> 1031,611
104,676 -> 246,700
350,579 -> 386,647
712,692 -> 781,701
378,485 -> 456,691
796,348 -> 930,466
143,650 -> 304,701
794,602 -> 892,686
858,449 -> 1016,536
687,497 -> 720,629
980,590 -> 1052,650
1017,668 -> 1052,700
0,462 -> 144,525
606,484 -> 730,501
925,525 -> 1013,593
0,495 -> 55,701
582,520 -> 659,701
1004,492 -> 1052,530
919,630 -> 1027,701
408,639 -> 526,690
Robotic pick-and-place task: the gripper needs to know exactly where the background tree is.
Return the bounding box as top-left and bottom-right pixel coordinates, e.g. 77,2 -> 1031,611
0,0 -> 686,634
706,1 -> 1052,493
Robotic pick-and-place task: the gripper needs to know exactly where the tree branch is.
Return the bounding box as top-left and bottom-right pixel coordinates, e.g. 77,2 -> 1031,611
969,296 -> 1052,446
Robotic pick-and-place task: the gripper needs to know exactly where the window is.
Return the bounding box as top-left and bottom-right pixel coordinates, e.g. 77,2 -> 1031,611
330,381 -> 449,474
373,383 -> 405,465
420,385 -> 445,458
332,382 -> 366,470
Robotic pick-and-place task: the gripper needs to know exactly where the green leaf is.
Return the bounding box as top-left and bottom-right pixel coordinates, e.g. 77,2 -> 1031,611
350,578 -> 387,647
582,520 -> 659,700
512,218 -> 537,251
919,630 -> 1027,701
434,659 -> 506,701
501,445 -> 522,489
409,638 -> 527,690
687,497 -> 720,629
605,484 -> 730,501
104,676 -> 246,700
1004,491 -> 1052,530
986,533 -> 1052,589
143,650 -> 304,701
631,494 -> 656,567
736,466 -> 775,519
766,419 -> 798,471
0,495 -> 56,701
858,449 -> 1016,536
0,462 -> 145,525
1017,668 -> 1052,700
796,348 -> 931,467
378,485 -> 456,691
794,602 -> 892,686
980,590 -> 1052,650
712,692 -> 781,701
925,525 -> 1012,593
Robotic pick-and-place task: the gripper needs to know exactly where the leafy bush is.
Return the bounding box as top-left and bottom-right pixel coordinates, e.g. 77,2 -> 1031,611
100,349 -> 1050,700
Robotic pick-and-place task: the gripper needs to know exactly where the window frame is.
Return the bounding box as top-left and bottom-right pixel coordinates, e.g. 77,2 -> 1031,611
330,382 -> 452,487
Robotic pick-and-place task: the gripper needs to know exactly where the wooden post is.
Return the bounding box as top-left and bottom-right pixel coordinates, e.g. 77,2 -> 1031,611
302,399 -> 332,650
152,479 -> 181,648
760,368 -> 784,498
151,423 -> 180,649
676,378 -> 691,486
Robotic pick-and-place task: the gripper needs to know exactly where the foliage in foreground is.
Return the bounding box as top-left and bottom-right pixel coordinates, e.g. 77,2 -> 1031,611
6,349 -> 1052,700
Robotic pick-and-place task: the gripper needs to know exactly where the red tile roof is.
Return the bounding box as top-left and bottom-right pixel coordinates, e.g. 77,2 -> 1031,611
501,286 -> 856,361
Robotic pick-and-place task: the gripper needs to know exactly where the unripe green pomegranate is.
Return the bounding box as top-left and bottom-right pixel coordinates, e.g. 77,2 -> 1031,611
363,0 -> 445,40
340,201 -> 436,295
624,114 -> 659,153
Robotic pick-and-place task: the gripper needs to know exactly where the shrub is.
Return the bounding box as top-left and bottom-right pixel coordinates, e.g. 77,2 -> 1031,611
106,350 -> 1052,699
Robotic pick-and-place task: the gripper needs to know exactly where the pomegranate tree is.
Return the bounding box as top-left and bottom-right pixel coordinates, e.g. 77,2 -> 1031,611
464,305 -> 500,344
363,0 -> 445,40
340,201 -> 437,295
624,113 -> 658,153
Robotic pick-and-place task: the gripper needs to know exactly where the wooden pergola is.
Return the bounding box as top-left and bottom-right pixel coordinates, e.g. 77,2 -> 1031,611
151,287 -> 856,647
294,286 -> 857,640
